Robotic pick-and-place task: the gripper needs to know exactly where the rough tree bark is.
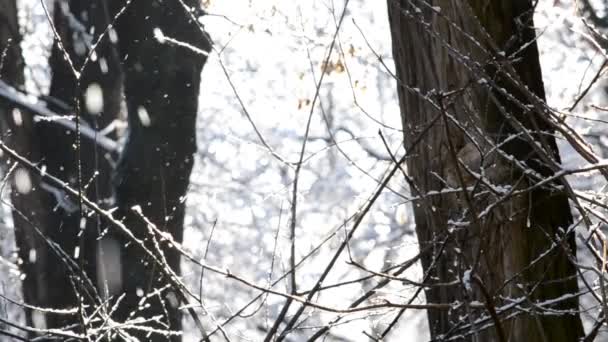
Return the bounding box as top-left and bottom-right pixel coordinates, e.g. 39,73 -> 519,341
108,0 -> 211,340
387,1 -> 583,341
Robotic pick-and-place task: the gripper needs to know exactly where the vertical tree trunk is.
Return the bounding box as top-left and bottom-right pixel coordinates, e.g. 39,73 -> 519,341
0,0 -> 124,334
41,0 -> 123,330
4,0 -> 208,339
387,1 -> 583,341
109,0 -> 210,340
0,0 -> 55,332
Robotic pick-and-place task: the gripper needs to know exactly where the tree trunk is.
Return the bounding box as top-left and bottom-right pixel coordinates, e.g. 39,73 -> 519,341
109,0 -> 210,340
387,1 -> 584,341
0,0 -> 56,332
41,0 -> 123,330
2,0 -> 208,339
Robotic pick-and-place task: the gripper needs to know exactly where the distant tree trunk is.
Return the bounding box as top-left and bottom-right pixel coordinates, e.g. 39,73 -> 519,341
387,1 -> 584,341
0,0 -> 55,332
2,0 -> 208,339
0,0 -> 123,335
39,0 -> 123,330
109,0 -> 210,340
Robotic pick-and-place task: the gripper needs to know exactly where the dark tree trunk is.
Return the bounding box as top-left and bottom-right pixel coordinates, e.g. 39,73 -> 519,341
41,0 -> 124,330
108,0 -> 210,340
2,0 -> 208,339
0,0 -> 123,335
387,1 -> 583,341
0,0 -> 56,332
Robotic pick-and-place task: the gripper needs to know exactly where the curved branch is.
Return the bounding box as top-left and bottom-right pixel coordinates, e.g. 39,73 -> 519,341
0,79 -> 119,153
